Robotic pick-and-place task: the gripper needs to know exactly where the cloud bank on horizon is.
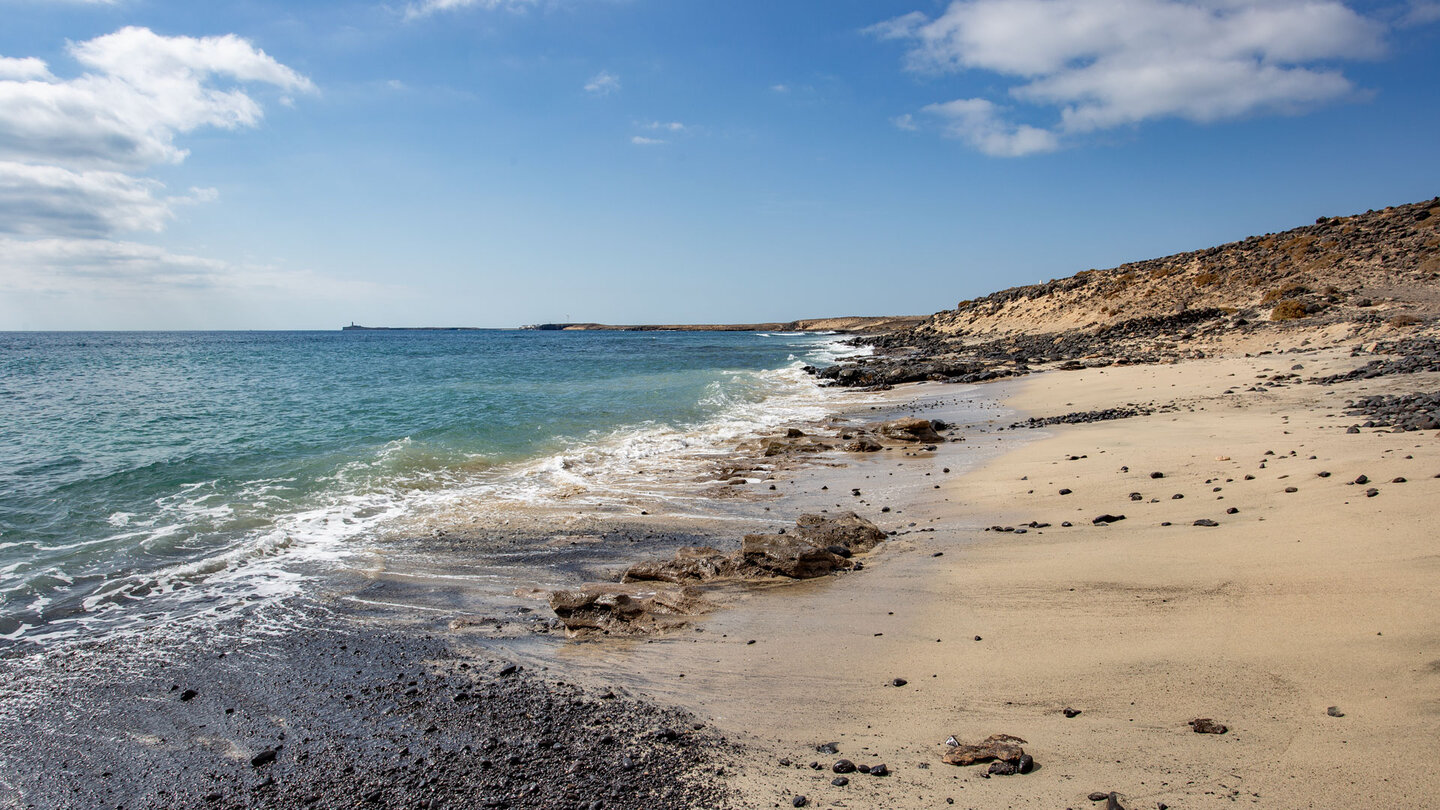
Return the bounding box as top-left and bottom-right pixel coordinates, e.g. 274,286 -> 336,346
872,0 -> 1390,156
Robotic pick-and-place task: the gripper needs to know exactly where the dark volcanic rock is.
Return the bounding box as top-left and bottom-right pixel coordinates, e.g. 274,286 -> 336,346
1188,718 -> 1229,734
1092,514 -> 1127,525
1342,389 -> 1440,431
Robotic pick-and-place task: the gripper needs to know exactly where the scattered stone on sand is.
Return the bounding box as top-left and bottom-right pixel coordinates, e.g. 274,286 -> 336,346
1193,519 -> 1219,527
1150,471 -> 1165,479
1354,474 -> 1369,485
1188,718 -> 1229,734
1092,514 -> 1127,525
1226,507 -> 1239,514
832,759 -> 856,774
250,749 -> 278,768
1366,487 -> 1380,497
1327,706 -> 1345,717
891,678 -> 908,687
1062,707 -> 1082,718
941,733 -> 1027,766
792,795 -> 808,807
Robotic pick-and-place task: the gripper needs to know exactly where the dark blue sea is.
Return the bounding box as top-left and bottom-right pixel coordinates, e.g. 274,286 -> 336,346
0,329 -> 862,644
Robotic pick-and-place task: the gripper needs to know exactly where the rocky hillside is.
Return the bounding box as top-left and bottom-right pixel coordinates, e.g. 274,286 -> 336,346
910,196 -> 1440,344
813,196 -> 1440,388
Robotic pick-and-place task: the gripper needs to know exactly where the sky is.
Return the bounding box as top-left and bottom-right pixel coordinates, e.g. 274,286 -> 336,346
0,0 -> 1437,330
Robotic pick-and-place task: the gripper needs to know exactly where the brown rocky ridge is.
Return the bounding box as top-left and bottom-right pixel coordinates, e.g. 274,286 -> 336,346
813,196 -> 1440,387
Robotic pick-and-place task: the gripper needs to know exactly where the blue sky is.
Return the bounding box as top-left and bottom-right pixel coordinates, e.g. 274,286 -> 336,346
1,0 -> 1437,329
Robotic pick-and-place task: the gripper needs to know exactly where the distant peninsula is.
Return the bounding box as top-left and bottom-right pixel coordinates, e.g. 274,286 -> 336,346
341,323 -> 490,331
518,315 -> 925,334
342,316 -> 925,334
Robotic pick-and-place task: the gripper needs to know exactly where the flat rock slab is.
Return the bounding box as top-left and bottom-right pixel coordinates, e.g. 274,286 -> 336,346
941,733 -> 1028,766
548,584 -> 713,636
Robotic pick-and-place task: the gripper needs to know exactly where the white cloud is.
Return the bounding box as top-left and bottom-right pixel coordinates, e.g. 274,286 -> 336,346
922,98 -> 1059,156
630,136 -> 665,146
0,237 -> 395,301
0,27 -> 313,296
643,121 -> 686,132
892,113 -> 917,131
1403,1 -> 1440,25
0,161 -> 217,236
584,70 -> 620,95
0,26 -> 312,170
403,0 -> 538,21
0,57 -> 52,81
875,0 -> 1388,155
770,83 -> 790,93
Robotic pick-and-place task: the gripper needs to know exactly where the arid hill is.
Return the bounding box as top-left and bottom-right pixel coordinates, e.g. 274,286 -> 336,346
911,196 -> 1440,343
819,196 -> 1440,387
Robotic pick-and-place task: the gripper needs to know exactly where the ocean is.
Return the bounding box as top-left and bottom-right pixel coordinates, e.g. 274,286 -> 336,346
0,329 -> 865,646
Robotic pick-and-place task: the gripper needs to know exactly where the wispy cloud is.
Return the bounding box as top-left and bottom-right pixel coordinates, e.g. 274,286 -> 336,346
584,70 -> 620,96
872,0 -> 1389,156
403,0 -> 538,21
642,121 -> 686,132
630,136 -> 665,146
891,113 -> 917,131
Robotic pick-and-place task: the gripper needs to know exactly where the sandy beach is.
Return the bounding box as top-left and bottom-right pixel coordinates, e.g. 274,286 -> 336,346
548,338 -> 1440,809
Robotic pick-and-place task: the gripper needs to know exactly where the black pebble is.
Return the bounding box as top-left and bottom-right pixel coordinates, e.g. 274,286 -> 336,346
831,776 -> 849,786
792,796 -> 808,808
891,678 -> 907,687
250,749 -> 278,768
832,759 -> 856,774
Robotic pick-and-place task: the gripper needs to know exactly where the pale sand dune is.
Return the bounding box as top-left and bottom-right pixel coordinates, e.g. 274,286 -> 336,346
562,346 -> 1440,808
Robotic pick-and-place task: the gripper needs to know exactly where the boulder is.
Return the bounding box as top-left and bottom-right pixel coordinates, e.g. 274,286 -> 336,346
759,436 -> 835,456
941,734 -> 1028,766
740,533 -> 849,579
622,546 -> 740,584
794,512 -> 888,553
844,437 -> 883,453
876,418 -> 944,444
547,585 -> 712,636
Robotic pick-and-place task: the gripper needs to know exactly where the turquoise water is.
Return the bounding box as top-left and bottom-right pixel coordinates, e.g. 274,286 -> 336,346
0,330 -> 854,642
